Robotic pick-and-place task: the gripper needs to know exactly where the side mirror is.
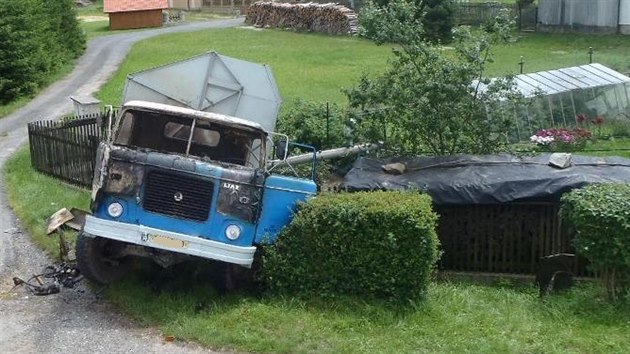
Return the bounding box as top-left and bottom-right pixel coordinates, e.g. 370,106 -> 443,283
274,139 -> 288,160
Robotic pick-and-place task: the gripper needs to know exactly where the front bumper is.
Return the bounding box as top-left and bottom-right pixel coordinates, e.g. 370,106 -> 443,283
83,215 -> 257,266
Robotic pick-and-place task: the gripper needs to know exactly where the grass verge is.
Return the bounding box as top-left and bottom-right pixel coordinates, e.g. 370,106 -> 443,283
3,148 -> 89,255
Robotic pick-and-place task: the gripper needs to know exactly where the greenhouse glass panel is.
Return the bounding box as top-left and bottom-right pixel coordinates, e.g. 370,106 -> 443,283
482,64 -> 630,142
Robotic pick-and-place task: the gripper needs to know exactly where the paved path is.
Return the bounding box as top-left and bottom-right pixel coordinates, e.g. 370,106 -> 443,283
0,18 -> 244,354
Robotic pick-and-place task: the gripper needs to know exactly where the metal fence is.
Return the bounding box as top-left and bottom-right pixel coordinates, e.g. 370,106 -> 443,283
199,0 -> 538,30
27,111 -> 112,188
454,2 -> 537,30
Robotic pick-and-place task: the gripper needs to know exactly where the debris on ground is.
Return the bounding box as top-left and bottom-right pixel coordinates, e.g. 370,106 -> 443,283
46,207 -> 90,261
536,253 -> 575,297
12,263 -> 83,296
47,208 -> 75,235
65,208 -> 89,231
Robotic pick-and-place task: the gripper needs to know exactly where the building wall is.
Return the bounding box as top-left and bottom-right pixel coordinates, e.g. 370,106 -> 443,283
538,0 -> 630,35
109,10 -> 164,30
620,0 -> 630,34
170,0 -> 202,10
538,0 -> 619,33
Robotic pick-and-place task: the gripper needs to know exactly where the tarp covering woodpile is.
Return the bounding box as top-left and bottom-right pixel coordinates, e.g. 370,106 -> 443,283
340,154 -> 630,205
245,1 -> 358,35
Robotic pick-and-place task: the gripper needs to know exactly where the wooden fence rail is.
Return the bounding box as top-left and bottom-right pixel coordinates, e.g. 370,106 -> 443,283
27,111 -> 113,188
437,203 -> 589,276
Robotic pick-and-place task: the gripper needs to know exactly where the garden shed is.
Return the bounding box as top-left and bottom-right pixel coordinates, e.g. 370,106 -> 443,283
341,154 -> 630,276
104,0 -> 168,30
479,63 -> 630,142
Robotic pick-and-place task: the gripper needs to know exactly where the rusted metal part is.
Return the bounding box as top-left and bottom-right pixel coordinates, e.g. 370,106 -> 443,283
104,160 -> 144,195
217,168 -> 264,223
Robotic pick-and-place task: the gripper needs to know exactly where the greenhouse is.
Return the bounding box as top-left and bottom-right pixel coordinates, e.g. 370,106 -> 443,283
485,63 -> 630,142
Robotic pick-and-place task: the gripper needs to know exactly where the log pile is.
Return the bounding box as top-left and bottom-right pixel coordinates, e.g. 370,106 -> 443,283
245,2 -> 358,35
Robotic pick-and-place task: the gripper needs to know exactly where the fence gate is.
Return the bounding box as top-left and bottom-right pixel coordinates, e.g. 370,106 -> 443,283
27,112 -> 110,188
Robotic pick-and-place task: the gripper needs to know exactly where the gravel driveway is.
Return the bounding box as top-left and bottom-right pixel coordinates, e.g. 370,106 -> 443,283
0,18 -> 244,354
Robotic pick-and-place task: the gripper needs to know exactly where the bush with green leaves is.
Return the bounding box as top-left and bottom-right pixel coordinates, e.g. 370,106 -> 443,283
349,6 -> 524,156
277,99 -> 350,150
263,191 -> 440,302
0,0 -> 85,104
561,184 -> 630,301
360,0 -> 454,44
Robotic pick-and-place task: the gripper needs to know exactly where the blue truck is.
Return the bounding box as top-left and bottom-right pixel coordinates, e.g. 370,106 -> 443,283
78,100 -> 317,286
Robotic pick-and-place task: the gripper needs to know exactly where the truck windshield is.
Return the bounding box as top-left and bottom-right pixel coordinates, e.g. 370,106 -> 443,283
113,109 -> 266,168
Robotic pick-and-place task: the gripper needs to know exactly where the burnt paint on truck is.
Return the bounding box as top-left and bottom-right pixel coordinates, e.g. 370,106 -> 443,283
84,102 -> 316,274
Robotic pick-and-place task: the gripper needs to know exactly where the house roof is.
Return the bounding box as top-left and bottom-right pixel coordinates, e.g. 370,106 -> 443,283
104,0 -> 168,13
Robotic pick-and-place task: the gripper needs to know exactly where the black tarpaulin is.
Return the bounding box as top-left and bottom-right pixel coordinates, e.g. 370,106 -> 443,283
340,154 -> 630,205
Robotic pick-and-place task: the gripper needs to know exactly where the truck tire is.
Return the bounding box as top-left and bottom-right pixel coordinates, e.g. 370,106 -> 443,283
76,232 -> 130,285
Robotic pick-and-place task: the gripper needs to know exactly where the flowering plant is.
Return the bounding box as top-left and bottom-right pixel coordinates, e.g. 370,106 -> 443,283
530,128 -> 592,151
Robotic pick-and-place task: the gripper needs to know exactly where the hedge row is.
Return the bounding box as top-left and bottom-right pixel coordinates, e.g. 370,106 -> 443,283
561,183 -> 630,301
262,191 -> 440,302
0,0 -> 85,104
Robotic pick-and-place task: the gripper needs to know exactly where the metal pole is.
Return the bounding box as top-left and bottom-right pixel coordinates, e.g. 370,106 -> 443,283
326,102 -> 330,148
589,47 -> 593,64
519,56 -> 525,74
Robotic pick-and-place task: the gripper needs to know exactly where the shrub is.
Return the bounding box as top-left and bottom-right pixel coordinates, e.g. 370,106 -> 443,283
360,0 -> 454,44
529,128 -> 592,152
262,191 -> 441,302
561,184 -> 630,301
350,7 -> 523,156
277,99 -> 349,150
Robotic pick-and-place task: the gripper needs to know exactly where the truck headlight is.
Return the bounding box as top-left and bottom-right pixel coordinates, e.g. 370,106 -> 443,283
225,224 -> 241,240
107,202 -> 124,218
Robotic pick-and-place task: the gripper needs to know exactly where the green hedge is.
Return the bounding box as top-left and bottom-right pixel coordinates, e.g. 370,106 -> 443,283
263,191 -> 441,302
561,183 -> 630,301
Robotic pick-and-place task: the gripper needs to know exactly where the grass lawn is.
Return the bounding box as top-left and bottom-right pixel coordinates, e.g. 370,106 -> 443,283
4,19 -> 630,353
96,28 -> 392,106
96,27 -> 630,110
5,144 -> 630,353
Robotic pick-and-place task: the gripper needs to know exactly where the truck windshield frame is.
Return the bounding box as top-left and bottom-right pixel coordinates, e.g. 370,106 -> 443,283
113,108 -> 266,169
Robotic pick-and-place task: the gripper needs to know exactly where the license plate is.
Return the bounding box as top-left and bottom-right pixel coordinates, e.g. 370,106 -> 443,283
147,233 -> 189,249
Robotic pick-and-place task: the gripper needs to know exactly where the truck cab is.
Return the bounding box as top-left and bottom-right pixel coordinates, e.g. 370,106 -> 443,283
78,101 -> 316,285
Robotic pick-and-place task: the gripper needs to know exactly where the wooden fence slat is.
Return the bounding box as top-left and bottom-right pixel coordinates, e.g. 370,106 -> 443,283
28,111 -> 106,188
436,204 -> 590,277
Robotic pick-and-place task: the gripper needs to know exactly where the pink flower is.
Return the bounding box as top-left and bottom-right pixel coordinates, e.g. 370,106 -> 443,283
591,116 -> 604,125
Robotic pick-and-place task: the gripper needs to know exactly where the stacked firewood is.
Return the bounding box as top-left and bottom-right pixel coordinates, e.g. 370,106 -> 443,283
245,2 -> 358,35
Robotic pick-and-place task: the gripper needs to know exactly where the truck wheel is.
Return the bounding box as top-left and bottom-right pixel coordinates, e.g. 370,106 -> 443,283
76,232 -> 130,285
211,262 -> 255,293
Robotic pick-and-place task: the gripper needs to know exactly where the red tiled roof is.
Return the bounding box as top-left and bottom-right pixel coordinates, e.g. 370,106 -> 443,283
104,0 -> 168,13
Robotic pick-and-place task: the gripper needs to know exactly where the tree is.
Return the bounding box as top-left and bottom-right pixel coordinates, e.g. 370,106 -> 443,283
0,0 -> 50,103
43,0 -> 86,59
0,0 -> 85,104
348,3 -> 524,156
360,0 -> 455,43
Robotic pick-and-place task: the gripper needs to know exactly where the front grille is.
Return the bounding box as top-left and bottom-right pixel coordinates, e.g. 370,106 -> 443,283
143,170 -> 213,221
